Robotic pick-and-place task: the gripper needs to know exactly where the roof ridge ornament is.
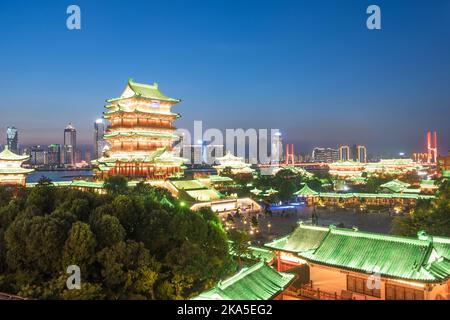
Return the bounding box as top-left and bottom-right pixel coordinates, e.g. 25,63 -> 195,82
417,230 -> 430,241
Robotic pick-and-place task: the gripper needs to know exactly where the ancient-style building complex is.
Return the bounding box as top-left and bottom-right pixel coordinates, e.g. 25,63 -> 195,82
213,151 -> 254,175
0,146 -> 34,186
265,223 -> 450,300
93,79 -> 185,180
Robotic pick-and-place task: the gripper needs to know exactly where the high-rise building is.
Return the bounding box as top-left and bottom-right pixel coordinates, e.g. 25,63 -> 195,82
312,147 -> 339,163
356,145 -> 367,163
47,144 -> 62,166
85,148 -> 92,163
6,127 -> 19,154
75,148 -> 83,164
339,145 -> 350,161
94,119 -> 107,160
64,123 -> 77,166
350,144 -> 367,163
271,131 -> 282,164
30,145 -> 47,166
92,79 -> 185,179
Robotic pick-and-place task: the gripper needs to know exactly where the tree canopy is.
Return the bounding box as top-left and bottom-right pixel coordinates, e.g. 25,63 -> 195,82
0,175 -> 234,299
392,179 -> 450,237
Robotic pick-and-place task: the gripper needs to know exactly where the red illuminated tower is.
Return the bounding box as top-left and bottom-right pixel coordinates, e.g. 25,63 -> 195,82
427,130 -> 438,164
285,144 -> 295,165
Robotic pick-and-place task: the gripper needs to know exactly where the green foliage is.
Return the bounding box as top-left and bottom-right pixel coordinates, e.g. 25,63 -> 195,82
229,229 -> 250,267
252,168 -> 313,202
62,222 -> 97,274
392,180 -> 450,237
90,214 -> 125,249
103,175 -> 129,196
0,183 -> 233,300
25,182 -> 56,214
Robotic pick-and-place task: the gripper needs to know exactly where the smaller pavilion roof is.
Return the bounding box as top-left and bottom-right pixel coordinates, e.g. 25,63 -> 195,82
0,146 -> 30,161
380,179 -> 411,193
294,184 -> 319,197
192,262 -> 294,300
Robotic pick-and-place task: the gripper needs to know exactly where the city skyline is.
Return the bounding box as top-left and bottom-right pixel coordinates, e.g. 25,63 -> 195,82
0,0 -> 449,155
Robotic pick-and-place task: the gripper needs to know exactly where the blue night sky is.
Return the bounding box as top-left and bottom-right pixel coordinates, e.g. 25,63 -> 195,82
0,0 -> 449,156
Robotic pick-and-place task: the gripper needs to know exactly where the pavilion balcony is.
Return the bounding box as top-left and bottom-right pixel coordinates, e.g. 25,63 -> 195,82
285,283 -> 373,300
108,123 -> 174,130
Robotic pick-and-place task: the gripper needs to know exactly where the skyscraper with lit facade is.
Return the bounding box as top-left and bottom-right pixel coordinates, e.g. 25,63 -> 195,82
339,145 -> 350,161
6,127 -> 19,154
64,123 -> 77,166
356,145 -> 367,163
94,119 -> 107,160
271,131 -> 282,164
92,79 -> 185,180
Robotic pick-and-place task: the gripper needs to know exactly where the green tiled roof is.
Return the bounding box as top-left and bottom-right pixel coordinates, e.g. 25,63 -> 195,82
403,188 -> 421,194
433,236 -> 450,260
266,224 -> 450,282
186,189 -> 222,202
294,184 -> 319,197
228,242 -> 276,263
289,185 -> 436,201
170,179 -> 206,190
319,192 -> 354,198
420,180 -> 438,188
380,179 -> 410,193
208,175 -> 234,183
248,247 -> 276,263
192,262 -> 294,300
0,146 -> 30,161
300,227 -> 441,282
426,258 -> 450,279
265,223 -> 328,253
0,168 -> 34,174
250,188 -> 262,195
26,180 -> 140,189
107,79 -> 180,103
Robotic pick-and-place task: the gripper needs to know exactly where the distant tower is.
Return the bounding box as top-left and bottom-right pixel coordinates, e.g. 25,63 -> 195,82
94,119 -> 107,160
6,127 -> 19,154
356,145 -> 367,163
64,123 -> 77,166
339,145 -> 350,161
427,130 -> 438,164
285,144 -> 295,165
271,131 -> 283,164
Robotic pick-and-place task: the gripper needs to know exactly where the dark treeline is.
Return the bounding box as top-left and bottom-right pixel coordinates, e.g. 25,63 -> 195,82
0,176 -> 235,299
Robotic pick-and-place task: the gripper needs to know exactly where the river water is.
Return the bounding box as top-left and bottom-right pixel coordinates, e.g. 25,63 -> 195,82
27,170 -> 94,183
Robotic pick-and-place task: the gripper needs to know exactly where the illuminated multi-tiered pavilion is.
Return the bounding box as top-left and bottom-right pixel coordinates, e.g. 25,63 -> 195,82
0,146 -> 34,186
93,79 -> 185,180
